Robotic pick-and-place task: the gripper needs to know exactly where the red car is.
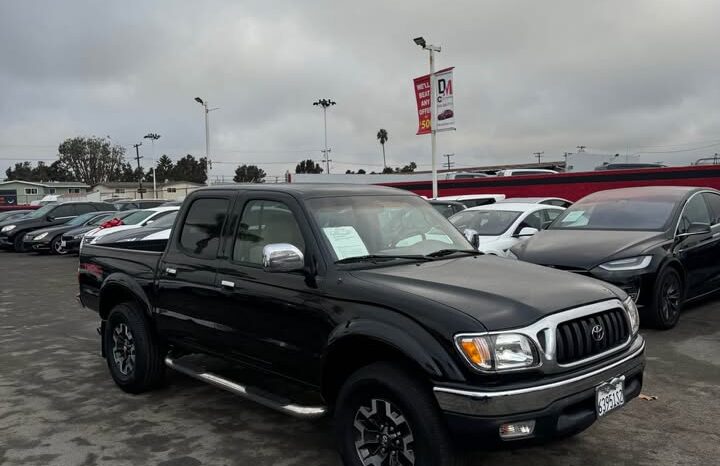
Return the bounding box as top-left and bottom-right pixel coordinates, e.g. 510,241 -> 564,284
438,109 -> 454,120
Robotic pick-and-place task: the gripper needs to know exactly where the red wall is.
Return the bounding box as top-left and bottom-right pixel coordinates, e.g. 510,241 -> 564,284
381,165 -> 720,201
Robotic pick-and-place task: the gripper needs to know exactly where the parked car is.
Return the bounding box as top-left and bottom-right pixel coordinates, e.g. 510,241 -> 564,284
0,201 -> 114,252
449,203 -> 565,257
0,209 -> 32,223
499,197 -> 573,208
511,186 -> 720,329
94,211 -> 178,245
113,199 -> 167,211
79,184 -> 644,465
495,169 -> 558,176
22,211 -> 116,254
61,210 -> 141,254
427,199 -> 467,218
82,206 -> 179,245
434,193 -> 505,207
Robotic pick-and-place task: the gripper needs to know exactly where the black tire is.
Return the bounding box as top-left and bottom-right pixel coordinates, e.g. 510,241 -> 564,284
50,236 -> 68,255
335,362 -> 462,466
13,233 -> 26,252
643,267 -> 684,329
104,302 -> 166,393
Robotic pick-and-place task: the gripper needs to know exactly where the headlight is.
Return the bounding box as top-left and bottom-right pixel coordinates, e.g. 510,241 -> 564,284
624,297 -> 640,335
598,255 -> 652,271
33,232 -> 48,240
1,225 -> 16,233
73,234 -> 84,239
456,333 -> 539,371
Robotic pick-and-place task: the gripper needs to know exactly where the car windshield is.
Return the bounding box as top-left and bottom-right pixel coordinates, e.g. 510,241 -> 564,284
306,195 -> 473,262
120,210 -> 155,225
66,212 -> 102,226
25,204 -> 56,219
550,197 -> 676,231
449,210 -> 521,236
146,211 -> 177,228
87,213 -> 115,226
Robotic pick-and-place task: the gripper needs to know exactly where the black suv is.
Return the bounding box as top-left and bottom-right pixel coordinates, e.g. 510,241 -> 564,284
0,201 -> 114,252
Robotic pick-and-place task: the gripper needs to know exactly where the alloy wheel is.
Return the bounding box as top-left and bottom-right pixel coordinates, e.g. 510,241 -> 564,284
111,323 -> 136,376
353,398 -> 415,466
660,274 -> 681,323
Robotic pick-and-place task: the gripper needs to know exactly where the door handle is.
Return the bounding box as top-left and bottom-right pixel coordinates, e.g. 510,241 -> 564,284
165,267 -> 177,277
221,280 -> 235,289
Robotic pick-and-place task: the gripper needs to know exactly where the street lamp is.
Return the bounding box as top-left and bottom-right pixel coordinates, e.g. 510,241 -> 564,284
143,132 -> 160,197
194,97 -> 219,184
313,98 -> 336,174
414,36 -> 442,199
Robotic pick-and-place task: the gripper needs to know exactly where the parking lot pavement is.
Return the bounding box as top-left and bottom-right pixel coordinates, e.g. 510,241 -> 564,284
0,253 -> 719,466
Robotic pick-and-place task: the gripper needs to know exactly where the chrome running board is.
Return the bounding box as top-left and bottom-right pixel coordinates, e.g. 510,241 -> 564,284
164,356 -> 327,420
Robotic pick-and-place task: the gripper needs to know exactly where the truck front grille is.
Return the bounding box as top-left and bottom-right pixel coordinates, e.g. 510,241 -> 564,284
555,308 -> 630,365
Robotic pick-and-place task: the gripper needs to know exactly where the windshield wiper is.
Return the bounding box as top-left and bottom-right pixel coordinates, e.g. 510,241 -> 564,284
335,254 -> 434,264
425,249 -> 483,258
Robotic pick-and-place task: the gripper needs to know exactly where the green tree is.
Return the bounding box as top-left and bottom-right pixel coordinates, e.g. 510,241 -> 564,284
295,159 -> 323,174
144,154 -> 175,183
5,162 -> 34,180
233,164 -> 266,183
376,128 -> 389,168
398,162 -> 417,173
172,154 -> 207,184
56,136 -> 127,185
382,166 -> 394,174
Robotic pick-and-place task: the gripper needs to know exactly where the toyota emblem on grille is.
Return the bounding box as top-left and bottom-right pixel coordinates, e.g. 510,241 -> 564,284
591,324 -> 605,342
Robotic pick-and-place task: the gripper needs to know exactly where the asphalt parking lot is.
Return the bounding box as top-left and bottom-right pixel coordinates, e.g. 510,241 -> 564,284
1,252 -> 719,466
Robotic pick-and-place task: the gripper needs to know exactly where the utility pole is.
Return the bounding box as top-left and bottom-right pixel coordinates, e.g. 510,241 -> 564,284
143,133 -> 160,197
133,143 -> 144,200
533,151 -> 544,164
563,152 -> 572,169
443,153 -> 455,170
313,99 -> 336,174
576,145 -> 586,152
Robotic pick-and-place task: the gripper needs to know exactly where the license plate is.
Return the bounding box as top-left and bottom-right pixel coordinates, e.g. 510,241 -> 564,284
596,376 -> 625,417
60,240 -> 66,247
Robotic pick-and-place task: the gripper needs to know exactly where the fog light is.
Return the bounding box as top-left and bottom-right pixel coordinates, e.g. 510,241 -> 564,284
499,420 -> 535,439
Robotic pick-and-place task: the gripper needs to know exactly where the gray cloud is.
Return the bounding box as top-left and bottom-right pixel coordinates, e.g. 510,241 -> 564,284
2,0 -> 720,180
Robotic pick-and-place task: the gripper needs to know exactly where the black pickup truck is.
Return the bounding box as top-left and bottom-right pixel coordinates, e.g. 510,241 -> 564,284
79,184 -> 645,466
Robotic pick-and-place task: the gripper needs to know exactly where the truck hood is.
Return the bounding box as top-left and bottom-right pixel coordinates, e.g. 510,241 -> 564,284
351,255 -> 621,330
512,229 -> 665,270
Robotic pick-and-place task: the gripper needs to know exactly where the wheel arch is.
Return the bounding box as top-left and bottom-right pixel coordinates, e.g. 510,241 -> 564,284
99,275 -> 152,320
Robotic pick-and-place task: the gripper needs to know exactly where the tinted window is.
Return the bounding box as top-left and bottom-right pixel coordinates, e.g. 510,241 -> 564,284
463,199 -> 496,208
431,203 -> 457,218
52,204 -> 76,218
450,210 -> 521,236
702,193 -> 720,225
121,210 -> 155,225
516,211 -> 543,232
75,204 -> 95,214
233,200 -> 305,264
179,198 -> 229,258
678,195 -> 711,233
550,198 -> 676,231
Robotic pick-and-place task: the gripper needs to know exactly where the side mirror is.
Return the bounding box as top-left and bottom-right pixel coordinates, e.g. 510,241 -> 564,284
463,229 -> 480,249
517,227 -> 539,237
47,215 -> 55,222
262,243 -> 305,273
679,222 -> 711,237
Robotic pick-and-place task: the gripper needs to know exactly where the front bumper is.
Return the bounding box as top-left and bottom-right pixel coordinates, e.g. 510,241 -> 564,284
24,240 -> 51,251
435,335 -> 645,443
0,235 -> 13,248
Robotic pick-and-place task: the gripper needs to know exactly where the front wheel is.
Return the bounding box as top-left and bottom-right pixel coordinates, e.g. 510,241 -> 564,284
335,362 -> 462,466
50,236 -> 68,255
104,302 -> 166,393
13,233 -> 26,252
643,267 -> 684,329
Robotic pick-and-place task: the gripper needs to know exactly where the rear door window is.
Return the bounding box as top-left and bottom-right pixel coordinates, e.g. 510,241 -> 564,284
52,204 -> 76,218
178,198 -> 230,258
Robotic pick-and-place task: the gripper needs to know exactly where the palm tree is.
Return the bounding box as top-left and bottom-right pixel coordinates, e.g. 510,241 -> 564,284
376,129 -> 389,168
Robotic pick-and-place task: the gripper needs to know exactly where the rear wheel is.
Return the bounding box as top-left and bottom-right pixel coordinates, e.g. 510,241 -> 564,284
104,302 -> 166,393
643,267 -> 683,329
335,362 -> 462,466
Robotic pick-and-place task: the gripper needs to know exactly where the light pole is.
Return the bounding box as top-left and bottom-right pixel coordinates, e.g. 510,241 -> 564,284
195,97 -> 219,184
143,133 -> 160,197
414,36 -> 441,199
313,99 -> 336,174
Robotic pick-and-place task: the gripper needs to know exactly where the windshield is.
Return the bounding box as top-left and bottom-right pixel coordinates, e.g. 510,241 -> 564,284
550,197 -> 676,231
449,210 -> 521,236
306,195 -> 473,262
87,213 -> 115,226
119,210 -> 155,225
66,211 -> 101,226
25,204 -> 56,219
147,211 -> 177,228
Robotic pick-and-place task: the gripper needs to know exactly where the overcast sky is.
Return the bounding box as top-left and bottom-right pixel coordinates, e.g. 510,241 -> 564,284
2,0 -> 720,180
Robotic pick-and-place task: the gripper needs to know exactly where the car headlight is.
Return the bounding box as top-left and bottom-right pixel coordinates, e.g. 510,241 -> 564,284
1,225 -> 16,233
73,234 -> 84,239
623,297 -> 640,335
456,333 -> 539,371
33,232 -> 48,240
598,255 -> 652,271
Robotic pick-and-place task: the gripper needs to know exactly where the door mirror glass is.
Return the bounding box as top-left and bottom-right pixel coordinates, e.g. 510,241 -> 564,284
262,243 -> 305,273
47,215 -> 55,222
517,227 -> 539,237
